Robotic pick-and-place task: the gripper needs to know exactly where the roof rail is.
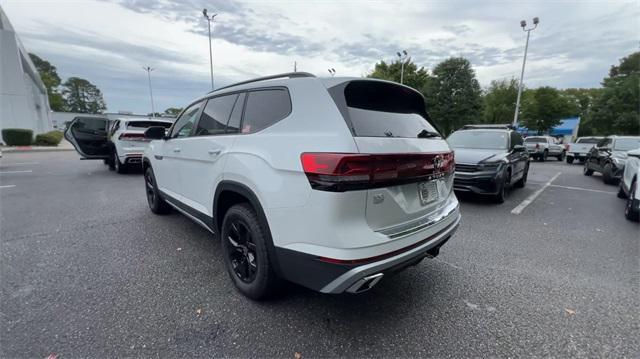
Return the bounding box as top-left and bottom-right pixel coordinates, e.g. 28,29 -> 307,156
211,72 -> 316,93
461,124 -> 516,130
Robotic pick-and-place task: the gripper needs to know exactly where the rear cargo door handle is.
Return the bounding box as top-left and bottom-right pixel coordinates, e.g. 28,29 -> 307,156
173,148 -> 181,153
208,149 -> 221,155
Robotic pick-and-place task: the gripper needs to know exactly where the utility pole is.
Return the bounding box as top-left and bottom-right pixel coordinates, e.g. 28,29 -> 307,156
202,9 -> 217,91
513,17 -> 539,127
143,66 -> 155,116
396,50 -> 408,84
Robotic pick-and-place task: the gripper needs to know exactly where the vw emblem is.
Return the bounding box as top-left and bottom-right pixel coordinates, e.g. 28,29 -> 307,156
433,155 -> 443,172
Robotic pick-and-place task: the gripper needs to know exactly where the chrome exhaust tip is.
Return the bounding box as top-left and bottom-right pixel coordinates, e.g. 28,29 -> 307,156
346,273 -> 384,293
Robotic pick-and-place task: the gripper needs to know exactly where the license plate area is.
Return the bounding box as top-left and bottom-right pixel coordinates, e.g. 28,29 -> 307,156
418,181 -> 438,206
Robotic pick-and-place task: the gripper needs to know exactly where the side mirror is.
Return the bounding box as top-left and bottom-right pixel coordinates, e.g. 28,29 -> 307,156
513,144 -> 526,152
145,126 -> 166,140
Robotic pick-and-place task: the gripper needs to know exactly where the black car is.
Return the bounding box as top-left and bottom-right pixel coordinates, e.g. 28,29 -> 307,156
584,136 -> 640,184
447,125 -> 530,203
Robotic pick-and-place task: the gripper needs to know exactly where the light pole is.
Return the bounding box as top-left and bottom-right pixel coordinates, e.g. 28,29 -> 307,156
396,50 -> 408,84
143,66 -> 155,116
202,9 -> 217,91
328,68 -> 336,77
513,17 -> 539,127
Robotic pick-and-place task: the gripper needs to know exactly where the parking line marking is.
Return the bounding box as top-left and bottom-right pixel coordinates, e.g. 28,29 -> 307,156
0,162 -> 39,166
549,184 -> 616,195
0,185 -> 16,188
0,170 -> 32,174
511,172 -> 561,215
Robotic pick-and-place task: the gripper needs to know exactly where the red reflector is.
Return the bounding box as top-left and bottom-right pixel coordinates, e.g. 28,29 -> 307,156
300,152 -> 454,192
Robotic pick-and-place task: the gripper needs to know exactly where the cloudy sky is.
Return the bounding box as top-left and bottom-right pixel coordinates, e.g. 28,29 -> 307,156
2,0 -> 638,114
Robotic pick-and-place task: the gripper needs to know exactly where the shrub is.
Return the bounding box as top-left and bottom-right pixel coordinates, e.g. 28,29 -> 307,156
34,131 -> 64,146
2,128 -> 33,146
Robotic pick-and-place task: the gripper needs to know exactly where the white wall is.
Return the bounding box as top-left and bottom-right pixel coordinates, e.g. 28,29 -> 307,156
0,5 -> 52,142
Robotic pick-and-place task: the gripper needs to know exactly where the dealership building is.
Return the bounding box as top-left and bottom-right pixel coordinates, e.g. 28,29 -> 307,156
0,6 -> 53,141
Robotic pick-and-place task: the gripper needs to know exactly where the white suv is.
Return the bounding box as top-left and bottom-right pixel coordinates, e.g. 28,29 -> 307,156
70,73 -> 461,299
65,117 -> 173,173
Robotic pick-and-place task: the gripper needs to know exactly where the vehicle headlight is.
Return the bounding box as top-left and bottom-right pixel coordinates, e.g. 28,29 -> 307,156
477,161 -> 504,171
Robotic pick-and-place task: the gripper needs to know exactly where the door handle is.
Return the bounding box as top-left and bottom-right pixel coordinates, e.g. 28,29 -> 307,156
208,149 -> 222,155
173,148 -> 181,153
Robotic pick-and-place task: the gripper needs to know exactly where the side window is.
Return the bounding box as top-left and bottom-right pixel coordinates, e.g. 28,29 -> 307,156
171,101 -> 203,138
226,93 -> 245,134
241,89 -> 291,134
598,138 -> 611,148
195,94 -> 238,136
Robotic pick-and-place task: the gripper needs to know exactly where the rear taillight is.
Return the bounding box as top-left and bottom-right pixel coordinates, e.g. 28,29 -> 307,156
119,133 -> 147,141
300,152 -> 454,192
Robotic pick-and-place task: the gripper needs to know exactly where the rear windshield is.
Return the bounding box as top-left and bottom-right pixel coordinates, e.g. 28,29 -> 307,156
576,138 -> 600,144
525,137 -> 546,143
127,121 -> 172,130
339,81 -> 439,138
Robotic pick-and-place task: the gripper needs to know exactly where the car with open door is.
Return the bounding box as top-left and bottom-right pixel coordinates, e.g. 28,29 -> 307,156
65,116 -> 173,173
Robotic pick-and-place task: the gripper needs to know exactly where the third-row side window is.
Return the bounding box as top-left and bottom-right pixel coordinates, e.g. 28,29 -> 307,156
241,89 -> 291,134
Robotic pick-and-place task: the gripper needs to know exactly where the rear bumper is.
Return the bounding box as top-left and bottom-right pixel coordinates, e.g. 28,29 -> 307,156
453,170 -> 503,195
567,153 -> 587,159
273,204 -> 460,294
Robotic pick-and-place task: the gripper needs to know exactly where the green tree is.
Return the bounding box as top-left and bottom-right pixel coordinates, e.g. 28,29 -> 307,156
520,86 -> 572,134
423,57 -> 483,135
61,77 -> 107,114
163,107 -> 183,116
589,52 -> 640,135
29,53 -> 65,111
560,88 -> 603,136
483,78 -> 518,124
367,59 -> 431,92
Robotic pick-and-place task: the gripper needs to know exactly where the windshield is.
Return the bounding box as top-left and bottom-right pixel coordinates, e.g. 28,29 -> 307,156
576,138 -> 600,144
614,138 -> 640,151
524,137 -> 546,143
447,131 -> 508,150
127,121 -> 172,130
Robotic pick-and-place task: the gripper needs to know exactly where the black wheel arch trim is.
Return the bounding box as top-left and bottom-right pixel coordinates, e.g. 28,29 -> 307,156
213,181 -> 285,278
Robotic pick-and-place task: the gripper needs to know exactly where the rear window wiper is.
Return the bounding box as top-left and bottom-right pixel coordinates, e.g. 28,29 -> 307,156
417,129 -> 441,138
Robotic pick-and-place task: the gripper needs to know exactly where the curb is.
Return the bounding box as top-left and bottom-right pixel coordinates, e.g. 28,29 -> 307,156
1,147 -> 75,153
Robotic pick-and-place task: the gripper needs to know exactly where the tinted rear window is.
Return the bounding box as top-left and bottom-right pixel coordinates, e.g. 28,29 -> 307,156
342,81 -> 439,138
576,138 -> 600,144
525,137 -> 546,143
127,121 -> 172,129
242,89 -> 291,134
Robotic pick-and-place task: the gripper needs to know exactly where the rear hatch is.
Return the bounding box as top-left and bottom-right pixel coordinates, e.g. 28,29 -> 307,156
525,137 -> 545,151
324,80 -> 454,232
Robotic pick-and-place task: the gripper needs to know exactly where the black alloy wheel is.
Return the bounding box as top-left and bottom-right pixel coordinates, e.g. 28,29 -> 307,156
144,167 -> 171,214
226,220 -> 258,283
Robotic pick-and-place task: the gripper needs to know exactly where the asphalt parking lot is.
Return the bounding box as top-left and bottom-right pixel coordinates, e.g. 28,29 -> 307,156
1,151 -> 638,358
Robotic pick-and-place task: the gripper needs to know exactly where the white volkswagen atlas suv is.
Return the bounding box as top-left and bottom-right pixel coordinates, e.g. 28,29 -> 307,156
136,73 -> 459,299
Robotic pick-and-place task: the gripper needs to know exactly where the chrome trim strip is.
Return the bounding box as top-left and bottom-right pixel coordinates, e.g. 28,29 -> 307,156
377,196 -> 457,239
320,213 -> 460,294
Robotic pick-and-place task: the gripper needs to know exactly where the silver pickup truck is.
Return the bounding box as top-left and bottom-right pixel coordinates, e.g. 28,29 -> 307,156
566,136 -> 603,164
524,136 -> 566,161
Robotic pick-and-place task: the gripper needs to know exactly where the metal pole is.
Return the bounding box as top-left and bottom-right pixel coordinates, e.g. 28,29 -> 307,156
207,18 -> 214,90
513,29 -> 531,127
144,67 -> 155,116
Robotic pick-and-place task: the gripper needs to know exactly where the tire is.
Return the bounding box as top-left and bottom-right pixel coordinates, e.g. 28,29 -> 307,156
493,171 -> 510,203
114,151 -> 127,174
144,166 -> 171,214
625,181 -> 639,222
541,150 -> 548,162
618,184 -> 627,199
583,164 -> 593,176
566,156 -> 574,164
557,151 -> 566,161
602,163 -> 617,185
514,164 -> 528,188
221,203 -> 279,300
